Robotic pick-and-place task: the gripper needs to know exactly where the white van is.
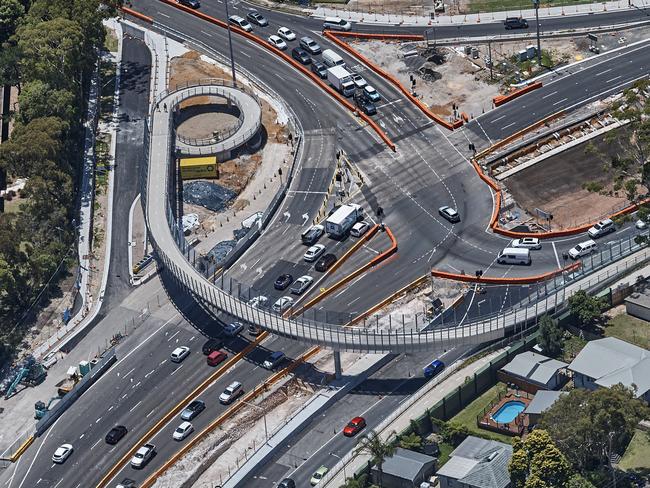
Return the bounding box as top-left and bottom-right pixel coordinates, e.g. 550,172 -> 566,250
322,49 -> 346,68
497,247 -> 531,265
568,239 -> 597,259
323,16 -> 352,31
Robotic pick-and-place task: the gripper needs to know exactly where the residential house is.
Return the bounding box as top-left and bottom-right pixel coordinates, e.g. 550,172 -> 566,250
498,351 -> 568,393
370,447 -> 436,488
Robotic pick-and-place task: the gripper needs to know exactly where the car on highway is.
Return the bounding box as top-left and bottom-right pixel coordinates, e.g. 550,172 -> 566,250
202,338 -> 224,355
351,73 -> 367,89
178,0 -> 200,8
315,253 -> 337,272
263,351 -> 286,369
180,400 -> 206,421
116,479 -> 137,488
277,26 -> 296,41
438,205 -> 460,223
248,323 -> 262,336
363,85 -> 381,102
267,35 -> 287,50
207,350 -> 227,366
322,16 -> 352,31
290,275 -> 313,295
220,381 -> 244,404
311,61 -> 328,79
52,443 -> 73,464
105,425 -> 128,445
224,322 -> 244,336
274,273 -> 294,290
423,359 -> 445,378
637,219 -> 648,230
173,421 -> 194,441
130,443 -> 155,469
291,47 -> 311,65
510,237 -> 542,250
228,15 -> 253,32
301,224 -> 324,245
272,296 -> 294,312
249,295 -> 268,308
343,416 -> 366,436
310,465 -> 329,485
170,345 -> 190,363
568,239 -> 597,259
588,218 -> 615,238
357,98 -> 376,116
278,479 -> 296,488
304,244 -> 326,262
504,16 -> 528,29
299,36 -> 321,55
246,11 -> 269,26
351,221 -> 370,237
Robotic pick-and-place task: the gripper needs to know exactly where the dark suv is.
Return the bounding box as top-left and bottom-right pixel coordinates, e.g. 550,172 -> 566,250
315,254 -> 337,272
504,17 -> 528,29
179,0 -> 200,7
246,11 -> 269,26
105,425 -> 128,445
274,274 -> 294,290
311,61 -> 328,79
291,47 -> 311,65
354,91 -> 376,115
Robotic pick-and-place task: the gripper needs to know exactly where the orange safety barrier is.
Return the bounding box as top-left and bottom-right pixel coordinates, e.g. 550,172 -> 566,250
431,261 -> 581,284
333,31 -> 425,42
156,0 -> 396,151
324,31 -> 462,131
493,81 -> 543,107
121,6 -> 154,23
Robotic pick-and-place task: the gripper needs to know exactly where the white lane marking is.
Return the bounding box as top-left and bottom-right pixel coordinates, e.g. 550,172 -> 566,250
240,51 -> 252,59
129,401 -> 142,413
375,98 -> 403,109
541,90 -> 558,99
347,297 -> 361,306
502,122 -> 516,130
200,30 -> 212,37
595,68 -> 612,77
552,241 -> 561,269
123,367 -> 136,378
605,75 -> 622,84
95,417 -> 101,423
157,11 -> 170,18
552,97 -> 568,106
491,114 -> 506,122
16,414 -> 64,488
132,381 -> 141,389
146,408 -> 156,418
167,330 -> 180,342
108,405 -> 114,412
53,480 -> 64,488
159,359 -> 167,366
144,369 -> 156,379
170,364 -> 184,376
90,439 -> 101,450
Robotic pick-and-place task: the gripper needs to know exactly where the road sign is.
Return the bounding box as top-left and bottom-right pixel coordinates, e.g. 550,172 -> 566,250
535,208 -> 551,220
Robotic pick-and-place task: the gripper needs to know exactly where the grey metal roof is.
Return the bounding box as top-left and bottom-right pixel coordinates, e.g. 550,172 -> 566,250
625,292 -> 650,308
436,436 -> 513,488
568,337 -> 650,397
500,351 -> 568,386
524,390 -> 567,415
377,447 -> 436,481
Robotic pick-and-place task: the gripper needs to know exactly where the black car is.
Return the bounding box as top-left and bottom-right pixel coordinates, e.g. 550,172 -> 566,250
278,479 -> 296,488
179,0 -> 200,7
180,400 -> 206,421
105,425 -> 128,445
274,274 -> 294,290
504,17 -> 528,29
353,91 -> 377,115
311,61 -> 328,79
291,47 -> 311,65
315,254 -> 337,272
116,479 -> 137,488
202,338 -> 224,355
246,11 -> 268,26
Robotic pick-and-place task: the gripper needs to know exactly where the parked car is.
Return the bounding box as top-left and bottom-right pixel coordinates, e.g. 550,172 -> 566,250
357,98 -> 376,115
178,0 -> 200,8
223,322 -> 244,337
311,61 -> 328,79
310,466 -> 329,485
291,47 -> 311,65
510,237 -> 542,250
301,224 -> 324,245
116,479 -> 137,488
202,338 -> 224,355
350,221 -> 370,237
274,273 -> 294,290
130,443 -> 155,469
588,218 -> 616,238
322,16 -> 352,31
351,73 -> 367,89
267,35 -> 287,50
438,205 -> 460,223
105,425 -> 128,445
423,359 -> 445,378
272,296 -> 294,312
278,479 -> 296,488
246,11 -> 268,26
304,244 -> 326,262
180,400 -> 206,421
173,421 -> 194,441
637,219 -> 648,230
52,443 -> 73,464
504,16 -> 528,29
363,85 -> 381,102
263,351 -> 286,369
248,295 -> 268,308
343,416 -> 366,436
277,26 -> 296,41
315,253 -> 337,272
228,15 -> 253,32
219,381 -> 244,404
568,239 -> 597,259
170,346 -> 190,363
299,36 -> 321,55
207,350 -> 227,366
248,323 -> 262,336
290,275 -> 313,295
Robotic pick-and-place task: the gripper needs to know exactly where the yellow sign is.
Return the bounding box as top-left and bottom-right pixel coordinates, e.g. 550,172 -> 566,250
179,156 -> 218,180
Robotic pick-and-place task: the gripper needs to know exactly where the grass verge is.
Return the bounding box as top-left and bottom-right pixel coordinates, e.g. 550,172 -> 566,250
620,429 -> 650,472
604,314 -> 650,350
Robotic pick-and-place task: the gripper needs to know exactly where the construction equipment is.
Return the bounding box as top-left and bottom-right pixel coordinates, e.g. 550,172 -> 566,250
34,397 -> 61,419
1,356 -> 47,399
56,367 -> 81,397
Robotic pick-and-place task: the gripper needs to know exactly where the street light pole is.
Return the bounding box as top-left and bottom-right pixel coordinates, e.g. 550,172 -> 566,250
533,0 -> 542,65
330,452 -> 347,480
224,0 -> 237,86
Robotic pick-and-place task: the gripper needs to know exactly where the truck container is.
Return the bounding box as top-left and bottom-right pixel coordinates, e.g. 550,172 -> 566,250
327,66 -> 356,97
325,203 -> 363,238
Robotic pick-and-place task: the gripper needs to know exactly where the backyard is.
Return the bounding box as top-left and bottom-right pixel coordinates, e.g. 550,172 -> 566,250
604,313 -> 650,350
619,429 -> 650,474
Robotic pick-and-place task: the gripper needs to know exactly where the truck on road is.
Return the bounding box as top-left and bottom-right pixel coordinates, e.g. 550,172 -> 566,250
327,66 -> 356,97
131,443 -> 156,468
325,204 -> 364,239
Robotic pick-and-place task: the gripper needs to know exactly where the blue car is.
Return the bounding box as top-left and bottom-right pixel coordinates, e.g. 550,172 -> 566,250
423,359 -> 445,378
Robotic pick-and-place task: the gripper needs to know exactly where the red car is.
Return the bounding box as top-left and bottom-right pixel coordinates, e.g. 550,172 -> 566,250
343,417 -> 366,437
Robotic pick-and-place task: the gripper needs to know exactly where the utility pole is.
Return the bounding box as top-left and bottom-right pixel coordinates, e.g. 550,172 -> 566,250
224,0 -> 237,86
533,0 -> 542,66
488,39 -> 493,80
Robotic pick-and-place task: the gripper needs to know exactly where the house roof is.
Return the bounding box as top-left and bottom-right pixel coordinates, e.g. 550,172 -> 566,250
375,447 -> 436,481
500,351 -> 568,386
568,337 -> 650,397
436,436 -> 513,488
524,390 -> 567,415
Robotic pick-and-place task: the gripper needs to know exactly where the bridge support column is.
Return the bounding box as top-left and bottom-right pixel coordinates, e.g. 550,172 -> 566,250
334,350 -> 342,380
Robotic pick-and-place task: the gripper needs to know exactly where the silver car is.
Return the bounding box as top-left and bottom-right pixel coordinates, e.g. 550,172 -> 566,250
291,275 -> 313,295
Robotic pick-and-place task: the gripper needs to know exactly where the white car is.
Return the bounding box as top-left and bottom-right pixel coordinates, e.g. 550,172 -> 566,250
130,443 -> 155,468
223,322 -> 244,336
304,244 -> 326,262
510,237 -> 542,250
248,295 -> 268,309
351,221 -> 370,237
170,346 -> 190,363
363,85 -> 381,102
267,35 -> 287,50
351,73 -> 367,89
219,381 -> 243,404
588,218 -> 615,238
636,219 -> 648,230
272,296 -> 294,313
290,275 -> 313,295
277,26 -> 296,41
173,421 -> 194,441
52,443 -> 73,464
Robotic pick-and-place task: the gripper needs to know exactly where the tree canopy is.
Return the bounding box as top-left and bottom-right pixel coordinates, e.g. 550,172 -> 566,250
509,430 -> 572,488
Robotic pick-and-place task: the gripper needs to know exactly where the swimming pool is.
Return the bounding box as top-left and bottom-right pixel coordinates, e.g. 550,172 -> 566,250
491,400 -> 525,424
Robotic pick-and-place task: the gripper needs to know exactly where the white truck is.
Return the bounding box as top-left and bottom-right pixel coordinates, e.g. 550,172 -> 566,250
325,204 -> 363,239
327,66 -> 356,97
131,443 -> 156,468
